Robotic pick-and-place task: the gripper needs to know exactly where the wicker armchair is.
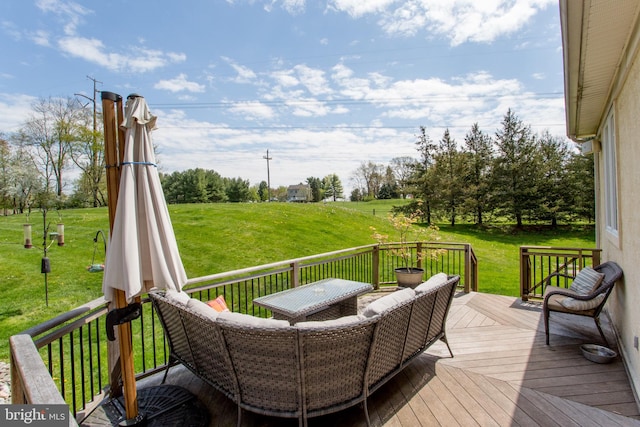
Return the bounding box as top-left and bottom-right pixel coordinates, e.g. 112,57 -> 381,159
543,261 -> 623,346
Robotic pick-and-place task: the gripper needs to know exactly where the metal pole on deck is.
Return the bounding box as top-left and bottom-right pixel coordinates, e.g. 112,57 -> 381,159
101,91 -> 141,424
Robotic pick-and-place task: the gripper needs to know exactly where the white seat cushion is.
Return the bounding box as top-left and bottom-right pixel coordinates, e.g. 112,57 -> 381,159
217,311 -> 290,328
415,272 -> 448,294
362,288 -> 415,318
296,315 -> 365,329
165,289 -> 191,306
560,293 -> 605,311
187,298 -> 219,321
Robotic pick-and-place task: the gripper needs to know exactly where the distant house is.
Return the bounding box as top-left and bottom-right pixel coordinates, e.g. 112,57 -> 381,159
287,184 -> 310,202
560,0 -> 640,398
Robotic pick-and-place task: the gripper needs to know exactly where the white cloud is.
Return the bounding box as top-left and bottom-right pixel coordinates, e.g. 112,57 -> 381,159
228,101 -> 276,120
152,110 -> 417,190
57,36 -> 185,72
294,64 -> 332,96
269,65 -> 332,96
0,93 -> 37,132
271,70 -> 299,87
328,0 -> 396,18
222,57 -> 258,83
330,0 -> 555,46
282,0 -> 305,14
36,0 -> 92,36
30,30 -> 50,46
2,21 -> 23,41
33,1 -> 186,73
155,74 -> 205,93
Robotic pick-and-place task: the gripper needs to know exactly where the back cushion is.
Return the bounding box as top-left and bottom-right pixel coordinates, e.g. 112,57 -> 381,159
569,267 -> 605,295
217,311 -> 290,328
362,288 -> 415,318
296,315 -> 364,329
415,273 -> 448,294
165,289 -> 191,306
187,298 -> 219,322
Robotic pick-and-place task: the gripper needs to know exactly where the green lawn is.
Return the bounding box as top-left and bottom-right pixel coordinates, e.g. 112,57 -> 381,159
0,201 -> 595,361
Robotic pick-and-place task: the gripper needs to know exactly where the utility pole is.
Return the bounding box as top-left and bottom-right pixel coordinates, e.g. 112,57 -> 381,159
263,149 -> 272,201
75,76 -> 102,135
75,75 -> 103,206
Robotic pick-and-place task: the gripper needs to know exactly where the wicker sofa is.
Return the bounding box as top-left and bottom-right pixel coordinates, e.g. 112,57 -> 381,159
149,274 -> 459,427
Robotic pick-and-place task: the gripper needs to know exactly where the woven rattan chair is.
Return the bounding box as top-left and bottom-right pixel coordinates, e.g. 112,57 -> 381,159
543,261 -> 623,346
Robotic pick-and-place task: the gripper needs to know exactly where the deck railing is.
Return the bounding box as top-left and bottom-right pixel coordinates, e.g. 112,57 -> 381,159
10,242 -> 477,424
519,246 -> 602,301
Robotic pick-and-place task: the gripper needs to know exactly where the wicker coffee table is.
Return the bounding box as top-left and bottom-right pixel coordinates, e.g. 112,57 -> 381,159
253,278 -> 373,324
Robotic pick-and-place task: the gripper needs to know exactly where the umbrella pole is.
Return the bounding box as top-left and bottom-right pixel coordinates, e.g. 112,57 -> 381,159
101,91 -> 142,424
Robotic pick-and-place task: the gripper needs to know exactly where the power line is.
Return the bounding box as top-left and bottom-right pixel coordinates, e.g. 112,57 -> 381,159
150,92 -> 563,110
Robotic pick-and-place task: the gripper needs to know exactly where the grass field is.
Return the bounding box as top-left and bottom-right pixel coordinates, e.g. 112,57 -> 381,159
0,200 -> 595,361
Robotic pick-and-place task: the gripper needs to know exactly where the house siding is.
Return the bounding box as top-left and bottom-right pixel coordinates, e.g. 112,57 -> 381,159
598,38 -> 640,399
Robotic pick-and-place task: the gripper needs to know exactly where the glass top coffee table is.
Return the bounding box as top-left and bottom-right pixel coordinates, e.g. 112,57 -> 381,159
253,278 -> 373,324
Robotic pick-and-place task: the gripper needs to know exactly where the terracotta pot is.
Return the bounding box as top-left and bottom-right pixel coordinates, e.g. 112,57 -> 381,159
394,267 -> 424,289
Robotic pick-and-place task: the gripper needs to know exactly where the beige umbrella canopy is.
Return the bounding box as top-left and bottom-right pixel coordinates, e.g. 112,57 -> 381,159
103,94 -> 186,303
100,93 -> 190,425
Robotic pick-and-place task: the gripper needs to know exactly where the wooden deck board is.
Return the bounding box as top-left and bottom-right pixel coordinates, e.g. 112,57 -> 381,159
125,291 -> 640,427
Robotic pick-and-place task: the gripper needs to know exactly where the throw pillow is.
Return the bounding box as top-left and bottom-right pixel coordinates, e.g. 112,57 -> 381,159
207,295 -> 230,312
362,288 -> 415,318
569,267 -> 605,295
415,272 -> 448,294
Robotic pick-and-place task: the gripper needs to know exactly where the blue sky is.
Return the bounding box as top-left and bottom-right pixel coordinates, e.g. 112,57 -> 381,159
1,0 -> 564,193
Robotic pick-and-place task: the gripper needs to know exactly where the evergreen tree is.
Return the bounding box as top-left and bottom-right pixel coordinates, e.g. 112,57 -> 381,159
412,126 -> 437,223
567,145 -> 596,222
461,123 -> 493,224
183,168 -> 209,203
224,177 -> 252,202
306,177 -> 323,202
204,169 -> 227,202
258,180 -> 269,202
536,131 -> 571,226
323,173 -> 344,201
492,109 -> 541,227
432,129 -> 465,226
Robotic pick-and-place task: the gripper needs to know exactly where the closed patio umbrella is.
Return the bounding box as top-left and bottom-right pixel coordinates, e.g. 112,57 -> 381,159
99,93 -> 198,426
102,94 -> 187,303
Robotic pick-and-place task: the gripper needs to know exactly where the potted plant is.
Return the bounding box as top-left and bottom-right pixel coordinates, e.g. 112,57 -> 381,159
371,207 -> 441,288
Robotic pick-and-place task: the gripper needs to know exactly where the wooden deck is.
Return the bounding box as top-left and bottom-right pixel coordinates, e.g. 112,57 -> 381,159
136,291 -> 640,427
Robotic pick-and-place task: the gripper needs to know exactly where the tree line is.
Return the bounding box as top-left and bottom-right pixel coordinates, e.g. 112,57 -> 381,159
0,96 -> 593,227
349,109 -> 594,226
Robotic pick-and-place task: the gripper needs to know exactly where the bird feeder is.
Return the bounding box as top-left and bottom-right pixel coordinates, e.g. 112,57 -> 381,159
56,223 -> 65,246
23,224 -> 33,248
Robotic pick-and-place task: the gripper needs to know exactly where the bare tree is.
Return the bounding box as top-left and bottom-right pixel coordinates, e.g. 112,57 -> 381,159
70,106 -> 105,207
390,156 -> 417,198
352,161 -> 384,198
15,97 -> 83,198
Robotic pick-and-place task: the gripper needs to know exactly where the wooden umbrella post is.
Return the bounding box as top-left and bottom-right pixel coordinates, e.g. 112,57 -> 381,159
101,91 -> 141,424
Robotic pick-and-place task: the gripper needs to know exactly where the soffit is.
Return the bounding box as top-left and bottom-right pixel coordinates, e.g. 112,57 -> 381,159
561,0 -> 640,140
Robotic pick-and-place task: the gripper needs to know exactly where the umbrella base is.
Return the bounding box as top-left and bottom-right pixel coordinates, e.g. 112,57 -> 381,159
81,385 -> 209,426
